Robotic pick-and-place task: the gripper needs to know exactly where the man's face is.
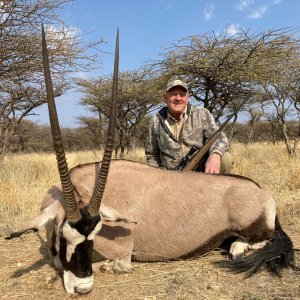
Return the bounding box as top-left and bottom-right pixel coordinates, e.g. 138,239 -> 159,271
164,86 -> 189,119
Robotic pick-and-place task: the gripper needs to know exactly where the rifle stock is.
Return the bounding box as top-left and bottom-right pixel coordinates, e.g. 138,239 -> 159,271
182,132 -> 221,171
175,95 -> 251,172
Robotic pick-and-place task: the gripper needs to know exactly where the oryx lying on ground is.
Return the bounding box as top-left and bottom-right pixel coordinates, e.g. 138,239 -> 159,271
6,29 -> 297,295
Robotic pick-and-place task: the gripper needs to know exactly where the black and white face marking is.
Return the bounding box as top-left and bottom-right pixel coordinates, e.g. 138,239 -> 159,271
56,208 -> 102,294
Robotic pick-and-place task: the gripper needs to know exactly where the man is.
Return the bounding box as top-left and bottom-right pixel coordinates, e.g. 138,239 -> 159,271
144,79 -> 232,174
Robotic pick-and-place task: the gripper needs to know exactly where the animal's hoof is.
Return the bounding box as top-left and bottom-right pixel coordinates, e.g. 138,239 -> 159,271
113,259 -> 133,274
100,265 -> 108,272
229,239 -> 249,260
99,262 -> 112,273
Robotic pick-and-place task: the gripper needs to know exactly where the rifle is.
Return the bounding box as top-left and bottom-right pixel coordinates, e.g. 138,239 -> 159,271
175,96 -> 250,171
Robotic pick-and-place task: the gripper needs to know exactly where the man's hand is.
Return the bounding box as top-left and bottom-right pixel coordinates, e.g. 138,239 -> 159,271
205,153 -> 221,174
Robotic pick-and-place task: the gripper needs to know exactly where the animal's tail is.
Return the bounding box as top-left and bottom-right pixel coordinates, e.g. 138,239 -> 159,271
231,216 -> 299,276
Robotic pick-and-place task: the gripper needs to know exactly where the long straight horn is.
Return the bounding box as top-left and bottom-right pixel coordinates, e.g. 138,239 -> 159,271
42,25 -> 80,222
87,29 -> 119,217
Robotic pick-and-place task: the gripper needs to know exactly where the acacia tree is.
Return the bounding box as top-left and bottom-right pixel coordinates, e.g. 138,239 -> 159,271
263,60 -> 300,155
149,29 -> 296,122
77,70 -> 161,157
0,0 -> 101,159
77,116 -> 105,149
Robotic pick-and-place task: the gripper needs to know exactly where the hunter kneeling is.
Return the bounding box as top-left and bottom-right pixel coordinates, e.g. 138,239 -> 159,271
144,79 -> 233,174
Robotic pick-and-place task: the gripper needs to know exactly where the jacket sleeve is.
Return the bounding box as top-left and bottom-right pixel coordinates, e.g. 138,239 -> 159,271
202,108 -> 229,157
144,118 -> 161,168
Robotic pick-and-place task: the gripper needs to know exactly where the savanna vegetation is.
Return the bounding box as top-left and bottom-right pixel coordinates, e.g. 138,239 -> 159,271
0,144 -> 299,299
3,118 -> 300,154
1,143 -> 299,235
1,1 -> 300,298
1,1 -> 300,160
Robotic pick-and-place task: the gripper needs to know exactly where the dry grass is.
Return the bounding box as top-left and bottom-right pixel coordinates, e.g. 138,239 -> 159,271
0,143 -> 299,299
1,143 -> 299,234
0,148 -> 146,235
230,143 -> 300,231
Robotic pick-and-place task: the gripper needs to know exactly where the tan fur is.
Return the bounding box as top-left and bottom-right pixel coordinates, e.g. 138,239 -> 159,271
35,160 -> 276,266
11,159 -> 276,270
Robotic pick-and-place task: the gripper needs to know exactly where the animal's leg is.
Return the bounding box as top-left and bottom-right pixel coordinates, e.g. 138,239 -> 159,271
230,239 -> 269,260
100,204 -> 137,224
92,260 -> 114,273
5,201 -> 60,239
53,255 -> 63,270
229,238 -> 250,260
229,216 -> 296,276
230,200 -> 276,260
47,225 -> 63,271
92,256 -> 133,274
248,241 -> 268,250
112,256 -> 133,274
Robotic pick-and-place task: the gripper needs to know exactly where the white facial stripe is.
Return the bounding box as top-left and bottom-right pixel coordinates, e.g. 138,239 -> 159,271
87,221 -> 103,240
62,223 -> 85,262
63,270 -> 93,294
62,223 -> 85,244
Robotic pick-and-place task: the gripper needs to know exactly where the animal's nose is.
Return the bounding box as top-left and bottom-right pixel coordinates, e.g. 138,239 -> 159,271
75,284 -> 92,294
74,275 -> 94,294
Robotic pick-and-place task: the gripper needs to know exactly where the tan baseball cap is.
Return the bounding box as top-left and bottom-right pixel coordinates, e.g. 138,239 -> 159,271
166,79 -> 188,92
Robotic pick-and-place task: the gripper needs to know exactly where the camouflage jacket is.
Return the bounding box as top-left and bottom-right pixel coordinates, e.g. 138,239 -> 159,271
144,103 -> 229,169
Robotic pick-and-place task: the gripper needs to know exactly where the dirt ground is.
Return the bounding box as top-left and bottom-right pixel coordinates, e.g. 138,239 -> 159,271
0,230 -> 299,300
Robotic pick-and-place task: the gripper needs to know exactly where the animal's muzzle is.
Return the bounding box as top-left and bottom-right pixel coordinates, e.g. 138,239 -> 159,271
63,270 -> 94,294
75,281 -> 93,294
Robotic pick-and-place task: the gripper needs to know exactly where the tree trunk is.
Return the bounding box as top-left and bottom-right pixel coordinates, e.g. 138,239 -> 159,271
269,122 -> 276,144
0,127 -> 11,161
227,114 -> 238,144
114,145 -> 119,158
279,121 -> 293,155
291,119 -> 300,155
246,123 -> 256,144
120,146 -> 125,159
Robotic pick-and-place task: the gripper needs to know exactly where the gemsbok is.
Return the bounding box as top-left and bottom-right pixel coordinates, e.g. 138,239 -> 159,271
6,28 -> 298,295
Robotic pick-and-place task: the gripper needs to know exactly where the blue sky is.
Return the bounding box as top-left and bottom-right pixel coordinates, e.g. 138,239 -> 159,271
29,0 -> 300,127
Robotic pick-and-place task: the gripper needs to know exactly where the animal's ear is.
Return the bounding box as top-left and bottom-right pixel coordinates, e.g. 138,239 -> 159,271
100,204 -> 137,224
5,202 -> 59,239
